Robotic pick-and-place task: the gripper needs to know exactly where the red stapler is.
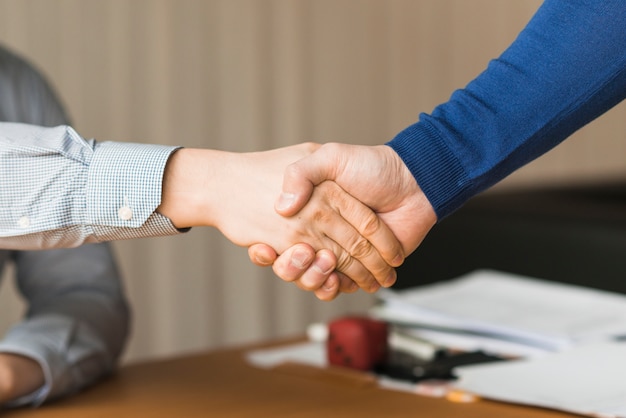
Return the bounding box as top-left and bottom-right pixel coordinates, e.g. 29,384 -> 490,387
327,316 -> 389,371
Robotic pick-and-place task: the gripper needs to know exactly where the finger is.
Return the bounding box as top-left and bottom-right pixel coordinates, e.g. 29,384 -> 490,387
316,181 -> 399,288
290,249 -> 337,291
271,243 -> 317,283
248,244 -> 278,267
333,247 -> 382,293
344,202 -> 405,268
336,271 -> 359,294
276,144 -> 338,217
310,269 -> 359,302
317,225 -> 388,291
312,273 -> 341,301
306,260 -> 358,301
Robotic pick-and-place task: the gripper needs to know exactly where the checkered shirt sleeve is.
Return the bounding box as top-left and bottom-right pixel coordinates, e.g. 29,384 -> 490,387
0,122 -> 184,249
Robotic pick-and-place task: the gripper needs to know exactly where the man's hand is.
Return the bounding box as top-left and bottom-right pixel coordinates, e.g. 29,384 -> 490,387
0,353 -> 44,404
158,143 -> 404,300
249,243 -> 360,300
249,143 -> 437,293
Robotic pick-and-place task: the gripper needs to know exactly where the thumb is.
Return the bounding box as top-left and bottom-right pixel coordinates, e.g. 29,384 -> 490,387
275,144 -> 337,217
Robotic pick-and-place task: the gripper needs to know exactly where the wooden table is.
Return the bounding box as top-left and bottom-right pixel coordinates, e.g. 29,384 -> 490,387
5,340 -> 578,417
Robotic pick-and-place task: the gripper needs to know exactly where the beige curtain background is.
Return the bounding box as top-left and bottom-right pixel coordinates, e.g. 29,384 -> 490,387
0,0 -> 624,363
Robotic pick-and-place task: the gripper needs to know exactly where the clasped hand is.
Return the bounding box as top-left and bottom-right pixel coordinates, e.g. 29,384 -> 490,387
159,142 -> 435,301
248,143 -> 437,301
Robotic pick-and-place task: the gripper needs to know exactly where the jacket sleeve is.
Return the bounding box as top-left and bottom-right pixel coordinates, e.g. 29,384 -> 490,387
0,242 -> 130,406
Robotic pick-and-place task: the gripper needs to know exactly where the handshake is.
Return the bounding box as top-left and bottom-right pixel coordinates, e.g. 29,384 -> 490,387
159,142 -> 437,301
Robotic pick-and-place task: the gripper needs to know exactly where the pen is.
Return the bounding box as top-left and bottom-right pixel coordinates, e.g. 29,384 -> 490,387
375,349 -> 506,383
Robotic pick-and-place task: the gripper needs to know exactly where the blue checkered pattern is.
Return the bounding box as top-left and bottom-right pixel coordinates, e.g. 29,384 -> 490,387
0,122 -> 182,249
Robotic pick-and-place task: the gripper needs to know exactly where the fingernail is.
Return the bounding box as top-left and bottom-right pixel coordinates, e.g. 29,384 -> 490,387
312,258 -> 334,275
369,282 -> 381,293
322,279 -> 336,291
383,270 -> 397,287
276,193 -> 296,212
254,254 -> 271,265
392,254 -> 404,267
290,248 -> 312,269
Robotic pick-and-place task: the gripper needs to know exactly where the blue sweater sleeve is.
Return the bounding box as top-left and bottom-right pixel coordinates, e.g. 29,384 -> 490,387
387,0 -> 626,219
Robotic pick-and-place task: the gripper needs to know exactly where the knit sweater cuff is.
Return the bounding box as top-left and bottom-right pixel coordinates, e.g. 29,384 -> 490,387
386,120 -> 473,220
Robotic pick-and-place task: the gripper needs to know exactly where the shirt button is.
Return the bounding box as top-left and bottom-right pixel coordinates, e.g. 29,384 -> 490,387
118,206 -> 133,221
18,216 -> 30,228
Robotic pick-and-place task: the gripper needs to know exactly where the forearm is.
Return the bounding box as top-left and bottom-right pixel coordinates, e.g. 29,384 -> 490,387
387,0 -> 626,219
0,312 -> 127,407
157,147 -> 225,229
3,243 -> 130,406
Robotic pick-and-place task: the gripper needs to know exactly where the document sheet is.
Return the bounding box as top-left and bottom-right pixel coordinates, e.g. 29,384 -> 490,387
454,341 -> 626,417
373,270 -> 626,355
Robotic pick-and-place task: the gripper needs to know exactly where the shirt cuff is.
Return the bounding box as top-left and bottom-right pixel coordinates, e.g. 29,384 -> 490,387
86,142 -> 183,240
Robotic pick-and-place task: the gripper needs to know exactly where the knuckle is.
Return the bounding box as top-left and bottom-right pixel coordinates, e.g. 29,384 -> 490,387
283,162 -> 302,179
348,237 -> 395,286
311,207 -> 331,224
334,251 -> 353,273
301,141 -> 317,152
335,252 -> 375,290
321,142 -> 341,154
348,236 -> 375,260
359,212 -> 382,238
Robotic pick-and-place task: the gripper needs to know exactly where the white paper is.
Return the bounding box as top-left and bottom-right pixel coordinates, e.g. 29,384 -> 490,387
453,341 -> 626,417
374,270 -> 626,353
245,341 -> 327,369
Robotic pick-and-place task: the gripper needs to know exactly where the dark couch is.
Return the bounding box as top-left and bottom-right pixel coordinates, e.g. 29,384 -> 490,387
395,181 -> 626,294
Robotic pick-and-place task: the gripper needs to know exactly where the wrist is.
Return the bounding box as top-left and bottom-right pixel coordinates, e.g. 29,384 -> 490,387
157,148 -> 228,228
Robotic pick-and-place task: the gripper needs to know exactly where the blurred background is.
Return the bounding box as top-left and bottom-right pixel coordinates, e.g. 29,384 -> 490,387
0,0 -> 624,364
